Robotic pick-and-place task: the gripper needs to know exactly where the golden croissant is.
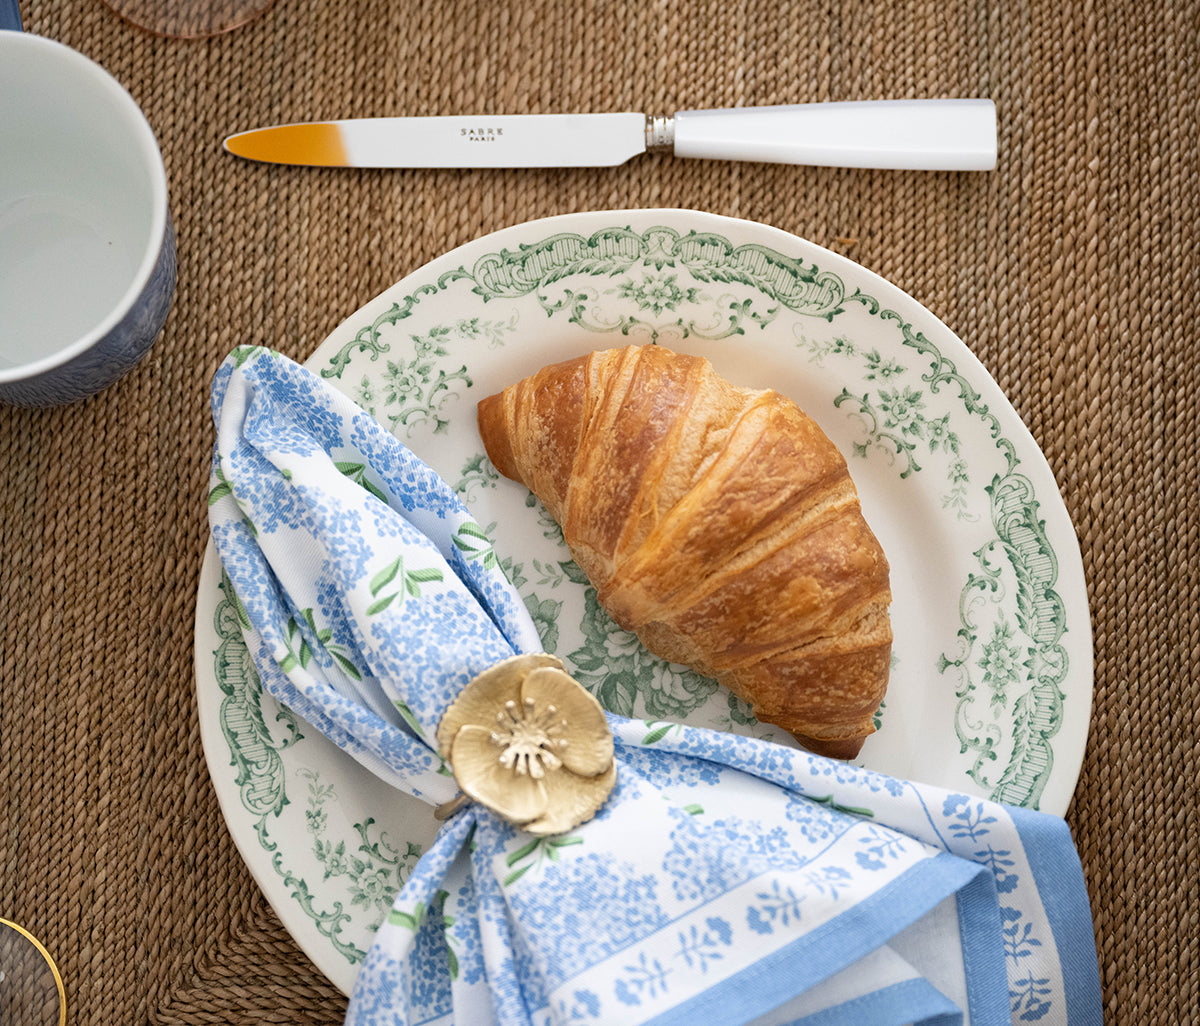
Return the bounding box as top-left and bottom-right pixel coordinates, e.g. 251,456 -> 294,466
477,345 -> 892,758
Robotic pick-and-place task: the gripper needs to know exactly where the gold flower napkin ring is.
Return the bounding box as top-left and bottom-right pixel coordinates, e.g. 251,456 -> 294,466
435,654 -> 616,836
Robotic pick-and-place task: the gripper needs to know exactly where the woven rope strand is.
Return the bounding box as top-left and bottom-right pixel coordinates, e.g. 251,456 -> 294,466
0,1 -> 1195,1022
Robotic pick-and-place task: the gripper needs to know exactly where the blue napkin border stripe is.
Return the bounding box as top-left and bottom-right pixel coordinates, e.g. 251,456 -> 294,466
778,976 -> 962,1026
1008,809 -> 1104,1026
637,852 -> 989,1026
954,866 -> 1010,1025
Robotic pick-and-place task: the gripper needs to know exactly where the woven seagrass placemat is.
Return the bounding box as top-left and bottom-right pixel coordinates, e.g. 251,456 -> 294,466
1,0 -> 1195,1021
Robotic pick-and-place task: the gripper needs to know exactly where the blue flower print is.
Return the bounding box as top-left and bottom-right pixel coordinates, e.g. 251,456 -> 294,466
675,917 -> 734,973
614,951 -> 672,1006
943,794 -> 999,843
746,880 -> 805,935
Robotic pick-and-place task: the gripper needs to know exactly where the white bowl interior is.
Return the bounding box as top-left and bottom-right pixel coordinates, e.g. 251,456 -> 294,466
0,34 -> 166,374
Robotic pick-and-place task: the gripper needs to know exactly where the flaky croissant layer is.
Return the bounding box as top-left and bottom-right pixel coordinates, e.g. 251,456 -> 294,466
477,345 -> 892,758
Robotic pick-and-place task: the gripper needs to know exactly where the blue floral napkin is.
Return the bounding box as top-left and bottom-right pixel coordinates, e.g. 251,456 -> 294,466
207,347 -> 1101,1026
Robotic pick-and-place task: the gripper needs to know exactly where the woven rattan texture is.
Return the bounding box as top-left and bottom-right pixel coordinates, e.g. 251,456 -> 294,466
1,0 -> 1195,1021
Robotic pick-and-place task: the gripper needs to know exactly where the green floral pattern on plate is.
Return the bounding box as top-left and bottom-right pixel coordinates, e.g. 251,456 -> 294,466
212,573 -> 425,966
196,212 -> 1090,995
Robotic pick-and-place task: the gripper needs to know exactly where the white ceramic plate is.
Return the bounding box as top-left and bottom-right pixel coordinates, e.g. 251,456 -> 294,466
194,209 -> 1092,996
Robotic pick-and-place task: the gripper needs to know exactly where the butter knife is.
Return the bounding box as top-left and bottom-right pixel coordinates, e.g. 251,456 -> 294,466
224,99 -> 996,171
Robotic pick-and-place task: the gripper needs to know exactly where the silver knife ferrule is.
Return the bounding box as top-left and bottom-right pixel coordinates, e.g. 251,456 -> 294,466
644,114 -> 675,153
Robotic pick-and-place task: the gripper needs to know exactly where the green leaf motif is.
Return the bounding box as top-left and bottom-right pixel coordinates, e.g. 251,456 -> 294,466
275,609 -> 364,682
365,557 -> 443,614
230,344 -> 263,368
809,794 -> 874,818
558,558 -> 590,587
454,453 -> 501,503
642,723 -> 677,745
388,901 -> 425,931
321,292 -> 436,380
366,592 -> 399,615
502,834 -> 583,886
330,311 -> 486,435
370,557 -> 403,595
336,461 -> 389,504
503,863 -> 534,887
393,700 -> 425,738
832,389 -> 922,479
873,699 -> 887,731
456,521 -> 489,541
331,650 -> 363,681
505,838 -> 542,868
208,479 -> 234,506
453,521 -> 498,569
407,568 -> 444,583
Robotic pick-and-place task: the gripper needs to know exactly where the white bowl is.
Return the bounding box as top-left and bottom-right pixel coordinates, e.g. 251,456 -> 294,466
0,32 -> 175,406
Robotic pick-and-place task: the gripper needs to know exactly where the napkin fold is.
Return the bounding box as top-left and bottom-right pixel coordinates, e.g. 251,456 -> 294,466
207,347 -> 1102,1026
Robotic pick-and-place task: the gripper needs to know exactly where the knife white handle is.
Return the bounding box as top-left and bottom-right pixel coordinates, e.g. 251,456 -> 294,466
670,99 -> 997,170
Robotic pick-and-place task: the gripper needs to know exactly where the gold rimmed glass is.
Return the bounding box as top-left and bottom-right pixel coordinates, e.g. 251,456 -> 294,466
98,0 -> 275,38
0,919 -> 65,1026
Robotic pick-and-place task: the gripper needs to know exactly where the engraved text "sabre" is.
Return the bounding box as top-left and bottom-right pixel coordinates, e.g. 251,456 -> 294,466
461,128 -> 504,142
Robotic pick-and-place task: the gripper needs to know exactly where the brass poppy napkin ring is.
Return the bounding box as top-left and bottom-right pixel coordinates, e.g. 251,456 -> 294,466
435,654 -> 616,835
